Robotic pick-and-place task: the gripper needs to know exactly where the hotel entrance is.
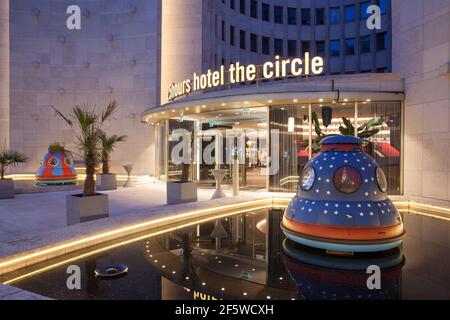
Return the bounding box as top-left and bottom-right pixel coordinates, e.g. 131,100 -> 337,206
158,107 -> 269,191
153,100 -> 401,195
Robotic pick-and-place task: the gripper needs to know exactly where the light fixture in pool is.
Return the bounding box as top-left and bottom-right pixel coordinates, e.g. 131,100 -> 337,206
94,263 -> 128,279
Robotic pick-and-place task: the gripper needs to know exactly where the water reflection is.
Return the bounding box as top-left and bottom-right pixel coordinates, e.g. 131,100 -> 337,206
7,209 -> 450,300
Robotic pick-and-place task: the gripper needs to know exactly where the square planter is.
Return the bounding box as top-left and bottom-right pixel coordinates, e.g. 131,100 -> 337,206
167,181 -> 198,205
66,193 -> 109,226
96,173 -> 117,191
0,179 -> 14,199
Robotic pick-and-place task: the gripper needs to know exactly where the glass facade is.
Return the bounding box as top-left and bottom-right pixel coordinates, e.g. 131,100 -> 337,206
156,102 -> 402,195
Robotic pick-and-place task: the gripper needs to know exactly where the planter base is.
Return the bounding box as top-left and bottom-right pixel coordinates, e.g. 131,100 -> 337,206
66,193 -> 109,225
0,179 -> 14,199
96,173 -> 117,191
167,181 -> 198,205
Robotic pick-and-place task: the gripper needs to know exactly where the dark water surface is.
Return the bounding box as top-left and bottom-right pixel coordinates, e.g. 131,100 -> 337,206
9,209 -> 450,300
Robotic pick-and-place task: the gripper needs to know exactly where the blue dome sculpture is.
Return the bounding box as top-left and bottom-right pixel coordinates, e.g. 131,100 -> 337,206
281,136 -> 405,253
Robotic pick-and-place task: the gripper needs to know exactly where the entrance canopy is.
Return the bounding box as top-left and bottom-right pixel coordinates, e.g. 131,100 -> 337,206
141,73 -> 404,124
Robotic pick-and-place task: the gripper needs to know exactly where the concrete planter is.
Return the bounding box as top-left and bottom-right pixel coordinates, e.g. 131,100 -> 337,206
0,179 -> 14,199
66,193 -> 109,225
167,181 -> 198,205
96,173 -> 117,191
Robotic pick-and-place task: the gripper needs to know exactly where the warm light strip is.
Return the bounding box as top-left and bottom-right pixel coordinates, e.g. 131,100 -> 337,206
2,204 -> 271,285
0,199 -> 271,273
0,196 -> 448,282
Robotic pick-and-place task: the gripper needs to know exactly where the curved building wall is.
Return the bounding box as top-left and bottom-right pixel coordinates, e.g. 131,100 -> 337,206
9,0 -> 161,174
161,0 -> 392,104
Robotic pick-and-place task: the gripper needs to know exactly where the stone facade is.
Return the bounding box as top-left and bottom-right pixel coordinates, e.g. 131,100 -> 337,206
0,0 -> 8,149
392,0 -> 450,200
8,0 -> 161,175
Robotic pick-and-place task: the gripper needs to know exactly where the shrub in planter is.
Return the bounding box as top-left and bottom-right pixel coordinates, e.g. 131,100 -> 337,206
51,101 -> 121,225
0,144 -> 27,199
96,132 -> 127,191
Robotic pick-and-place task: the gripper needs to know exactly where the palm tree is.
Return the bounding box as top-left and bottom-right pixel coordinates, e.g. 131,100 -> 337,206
0,144 -> 27,180
51,101 -> 118,197
99,132 -> 127,174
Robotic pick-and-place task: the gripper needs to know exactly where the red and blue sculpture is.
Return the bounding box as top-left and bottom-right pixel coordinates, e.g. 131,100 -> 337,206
35,146 -> 78,186
282,136 -> 405,253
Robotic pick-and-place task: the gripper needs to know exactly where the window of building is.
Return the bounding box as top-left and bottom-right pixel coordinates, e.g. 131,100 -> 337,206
274,6 -> 283,24
240,30 -> 246,49
288,40 -> 297,57
230,0 -> 235,10
274,38 -> 283,56
360,35 -> 371,53
330,40 -> 340,57
315,8 -> 325,25
330,7 -> 340,24
378,0 -> 388,14
344,5 -> 355,22
377,32 -> 388,51
251,33 -> 258,52
262,36 -> 270,55
316,41 -> 325,56
262,3 -> 270,21
360,1 -> 371,20
301,8 -> 311,25
240,0 -> 246,14
301,41 -> 310,54
230,25 -> 235,45
221,20 -> 225,41
345,38 -> 355,55
287,7 -> 297,25
250,0 -> 258,18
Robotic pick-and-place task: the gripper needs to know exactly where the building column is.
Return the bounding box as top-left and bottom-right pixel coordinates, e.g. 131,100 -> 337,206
0,0 -> 9,149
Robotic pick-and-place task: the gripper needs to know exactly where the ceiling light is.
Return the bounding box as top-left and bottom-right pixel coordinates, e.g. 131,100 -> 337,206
221,103 -> 226,106
293,99 -> 298,103
319,99 -> 324,102
185,107 -> 189,110
244,101 -> 249,104
344,99 -> 349,102
268,100 -> 273,103
366,99 -> 371,102
202,105 -> 206,108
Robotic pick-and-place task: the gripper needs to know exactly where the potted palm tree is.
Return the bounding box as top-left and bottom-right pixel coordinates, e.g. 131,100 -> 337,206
51,101 -> 119,225
96,132 -> 127,191
0,144 -> 27,199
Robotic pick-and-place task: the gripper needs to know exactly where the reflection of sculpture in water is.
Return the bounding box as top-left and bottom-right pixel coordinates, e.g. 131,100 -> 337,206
210,220 -> 228,251
282,239 -> 404,300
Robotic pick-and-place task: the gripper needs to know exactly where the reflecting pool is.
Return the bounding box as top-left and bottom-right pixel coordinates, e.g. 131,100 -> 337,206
6,209 -> 450,300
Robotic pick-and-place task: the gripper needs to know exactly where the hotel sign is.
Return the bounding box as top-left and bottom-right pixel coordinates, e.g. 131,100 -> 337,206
168,53 -> 324,101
